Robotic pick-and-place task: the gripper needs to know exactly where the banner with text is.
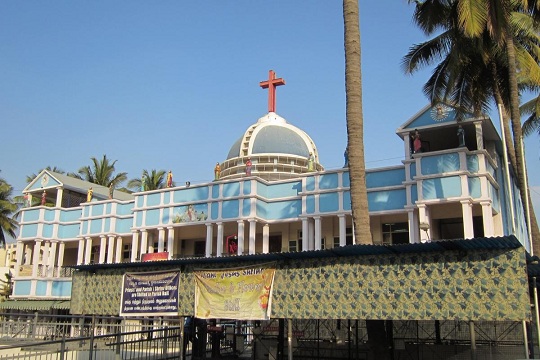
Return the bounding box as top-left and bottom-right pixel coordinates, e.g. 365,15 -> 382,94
194,264 -> 276,320
120,270 -> 179,316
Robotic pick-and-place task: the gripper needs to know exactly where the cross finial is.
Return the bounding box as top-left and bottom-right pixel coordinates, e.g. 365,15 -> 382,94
259,70 -> 285,113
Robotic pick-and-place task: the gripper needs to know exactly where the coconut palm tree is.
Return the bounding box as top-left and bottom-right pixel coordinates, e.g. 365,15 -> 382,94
127,169 -> 171,192
404,0 -> 540,250
343,0 -> 371,246
0,178 -> 18,248
344,1 -> 390,358
69,155 -> 127,188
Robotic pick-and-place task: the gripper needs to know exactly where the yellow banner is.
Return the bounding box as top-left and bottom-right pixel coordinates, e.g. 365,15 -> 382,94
194,264 -> 275,320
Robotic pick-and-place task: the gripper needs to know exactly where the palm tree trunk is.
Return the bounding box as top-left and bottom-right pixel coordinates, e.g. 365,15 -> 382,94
343,0 -> 371,245
505,34 -> 539,253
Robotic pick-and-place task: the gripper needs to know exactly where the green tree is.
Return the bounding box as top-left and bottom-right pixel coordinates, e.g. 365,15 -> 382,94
127,169 -> 171,192
0,178 -> 18,248
0,272 -> 12,301
404,0 -> 540,251
69,155 -> 127,188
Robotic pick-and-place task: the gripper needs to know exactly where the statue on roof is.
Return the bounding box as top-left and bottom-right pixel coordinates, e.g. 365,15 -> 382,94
41,191 -> 46,206
167,170 -> 173,188
87,188 -> 93,202
307,153 -> 315,171
214,163 -> 221,181
245,158 -> 252,176
109,184 -> 114,199
457,125 -> 466,147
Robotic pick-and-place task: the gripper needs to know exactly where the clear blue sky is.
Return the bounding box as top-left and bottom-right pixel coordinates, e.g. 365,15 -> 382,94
1,1 -> 539,225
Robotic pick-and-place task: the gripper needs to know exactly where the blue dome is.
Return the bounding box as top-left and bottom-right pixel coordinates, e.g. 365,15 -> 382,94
252,126 -> 310,157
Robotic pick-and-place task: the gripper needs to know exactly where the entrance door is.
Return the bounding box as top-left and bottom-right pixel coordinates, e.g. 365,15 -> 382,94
269,235 -> 282,253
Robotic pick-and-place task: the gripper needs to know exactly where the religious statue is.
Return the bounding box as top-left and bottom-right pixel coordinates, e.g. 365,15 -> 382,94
214,162 -> 221,180
307,152 -> 315,171
457,125 -> 466,147
167,170 -> 173,188
413,129 -> 422,154
109,184 -> 114,199
141,174 -> 146,192
343,148 -> 349,168
185,181 -> 191,187
41,191 -> 46,206
87,187 -> 93,202
245,158 -> 252,176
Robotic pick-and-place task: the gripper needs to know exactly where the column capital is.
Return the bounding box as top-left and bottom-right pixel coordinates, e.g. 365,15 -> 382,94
157,227 -> 164,231
100,235 -> 107,239
237,220 -> 245,224
166,226 -> 174,230
131,229 -> 139,234
460,199 -> 472,205
141,229 -> 148,233
479,200 -> 492,206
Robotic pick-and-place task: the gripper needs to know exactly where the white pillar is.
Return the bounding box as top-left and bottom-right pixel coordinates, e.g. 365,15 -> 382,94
404,133 -> 412,159
140,230 -> 148,257
338,215 -> 346,247
418,204 -> 431,242
481,201 -> 494,237
42,241 -> 50,274
158,227 -> 166,253
249,220 -> 257,255
308,220 -> 314,251
302,218 -> 309,251
131,231 -> 139,262
84,237 -> 92,264
314,217 -> 322,250
115,237 -> 123,263
55,187 -> 63,207
99,236 -> 107,264
167,227 -> 174,259
475,121 -> 484,150
407,209 -> 420,244
461,200 -> 475,239
205,223 -> 213,257
48,241 -> 57,277
107,236 -> 115,263
32,240 -> 42,277
217,223 -> 224,257
56,242 -> 65,277
77,239 -> 85,265
15,241 -> 24,276
262,224 -> 269,254
237,221 -> 245,255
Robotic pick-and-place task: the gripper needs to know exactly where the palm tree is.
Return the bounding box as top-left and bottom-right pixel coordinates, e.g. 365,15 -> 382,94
343,0 -> 371,245
343,1 -> 390,358
69,155 -> 127,188
127,169 -> 170,192
404,0 -> 540,251
0,178 -> 18,248
26,166 -> 65,183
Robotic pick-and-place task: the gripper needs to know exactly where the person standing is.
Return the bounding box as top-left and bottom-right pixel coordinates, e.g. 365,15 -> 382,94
41,191 -> 46,206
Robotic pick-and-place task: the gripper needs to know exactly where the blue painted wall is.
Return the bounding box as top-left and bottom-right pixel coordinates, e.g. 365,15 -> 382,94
60,209 -> 82,222
146,193 -> 161,207
21,224 -> 38,238
222,200 -> 240,218
368,189 -> 407,211
23,209 -> 40,222
36,281 -> 47,296
421,153 -> 460,175
319,193 -> 339,212
319,174 -> 339,190
58,224 -> 79,239
14,281 -> 31,296
366,168 -> 405,188
422,176 -> 462,199
223,183 -> 240,198
52,281 -> 72,297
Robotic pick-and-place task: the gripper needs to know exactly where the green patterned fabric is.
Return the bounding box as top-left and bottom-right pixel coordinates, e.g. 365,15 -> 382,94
71,248 -> 530,321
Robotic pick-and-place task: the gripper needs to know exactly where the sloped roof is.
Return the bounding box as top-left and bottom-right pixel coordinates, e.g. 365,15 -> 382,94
0,299 -> 70,311
25,170 -> 134,201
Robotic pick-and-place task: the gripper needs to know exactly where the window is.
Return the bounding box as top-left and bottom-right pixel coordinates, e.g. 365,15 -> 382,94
123,244 -> 131,260
382,223 -> 409,245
